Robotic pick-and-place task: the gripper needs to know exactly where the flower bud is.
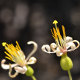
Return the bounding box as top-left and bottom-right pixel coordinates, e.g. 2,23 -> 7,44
25,66 -> 34,76
60,54 -> 73,71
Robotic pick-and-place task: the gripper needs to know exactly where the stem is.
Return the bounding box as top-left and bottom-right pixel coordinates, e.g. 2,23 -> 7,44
31,75 -> 37,80
68,70 -> 72,80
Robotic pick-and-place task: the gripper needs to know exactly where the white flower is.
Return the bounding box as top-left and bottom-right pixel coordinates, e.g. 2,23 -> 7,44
1,41 -> 38,78
41,20 -> 79,57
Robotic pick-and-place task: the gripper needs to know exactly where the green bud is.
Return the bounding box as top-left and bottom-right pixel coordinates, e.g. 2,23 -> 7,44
60,54 -> 73,71
25,66 -> 34,76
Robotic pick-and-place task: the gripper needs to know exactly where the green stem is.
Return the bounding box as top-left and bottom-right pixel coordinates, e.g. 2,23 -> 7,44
31,75 -> 37,80
68,70 -> 72,80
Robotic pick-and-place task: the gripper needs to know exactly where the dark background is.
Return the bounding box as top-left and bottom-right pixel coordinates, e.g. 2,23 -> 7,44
0,0 -> 80,80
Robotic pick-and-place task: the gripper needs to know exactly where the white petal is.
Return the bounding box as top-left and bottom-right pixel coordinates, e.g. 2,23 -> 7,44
1,59 -> 18,70
9,64 -> 18,78
41,45 -> 50,52
73,40 -> 80,49
41,44 -> 56,54
65,36 -> 73,42
66,40 -> 80,52
27,57 -> 37,64
66,42 -> 75,49
26,41 -> 38,61
14,66 -> 27,74
56,47 -> 63,57
50,43 -> 57,51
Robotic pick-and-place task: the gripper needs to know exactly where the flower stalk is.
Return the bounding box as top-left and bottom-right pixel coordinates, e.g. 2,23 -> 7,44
68,70 -> 72,80
31,75 -> 37,80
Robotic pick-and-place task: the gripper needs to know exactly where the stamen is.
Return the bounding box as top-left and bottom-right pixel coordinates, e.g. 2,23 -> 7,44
5,46 -> 16,57
53,27 -> 58,40
4,52 -> 13,61
10,44 -> 19,56
2,41 -> 27,67
52,27 -> 60,46
16,41 -> 21,50
5,56 -> 12,61
2,42 -> 7,46
57,28 -> 63,46
3,42 -> 20,62
57,28 -> 63,40
5,47 -> 15,57
62,25 -> 66,38
53,20 -> 58,25
51,29 -> 55,39
16,45 -> 20,51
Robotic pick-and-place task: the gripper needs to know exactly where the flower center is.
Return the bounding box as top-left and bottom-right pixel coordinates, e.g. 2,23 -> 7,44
60,47 -> 67,54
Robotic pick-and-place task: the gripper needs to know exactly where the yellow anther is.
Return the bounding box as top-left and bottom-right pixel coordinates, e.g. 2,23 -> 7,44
4,51 -> 12,60
53,20 -> 58,25
16,41 -> 21,50
62,25 -> 66,38
2,42 -> 7,46
5,56 -> 12,61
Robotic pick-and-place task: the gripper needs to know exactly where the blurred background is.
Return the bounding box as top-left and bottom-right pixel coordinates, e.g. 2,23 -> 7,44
0,0 -> 80,80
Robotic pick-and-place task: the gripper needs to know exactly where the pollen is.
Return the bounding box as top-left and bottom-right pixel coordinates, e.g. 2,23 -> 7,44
2,42 -> 7,46
53,20 -> 58,25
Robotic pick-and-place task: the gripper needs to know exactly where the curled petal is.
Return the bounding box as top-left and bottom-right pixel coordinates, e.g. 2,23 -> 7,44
9,64 -> 18,78
14,66 -> 27,74
66,40 -> 80,52
56,47 -> 63,56
41,45 -> 56,53
50,43 -> 57,51
66,42 -> 75,49
26,41 -> 38,61
65,36 -> 73,42
1,59 -> 18,70
42,45 -> 50,52
27,57 -> 37,64
73,40 -> 80,49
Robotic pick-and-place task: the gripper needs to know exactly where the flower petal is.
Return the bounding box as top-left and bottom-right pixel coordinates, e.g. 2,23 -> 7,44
50,43 -> 57,51
1,59 -> 18,70
14,66 -> 27,74
65,36 -> 73,42
26,41 -> 38,61
41,45 -> 56,53
66,40 -> 79,52
27,57 -> 37,64
66,42 -> 75,49
9,64 -> 18,78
